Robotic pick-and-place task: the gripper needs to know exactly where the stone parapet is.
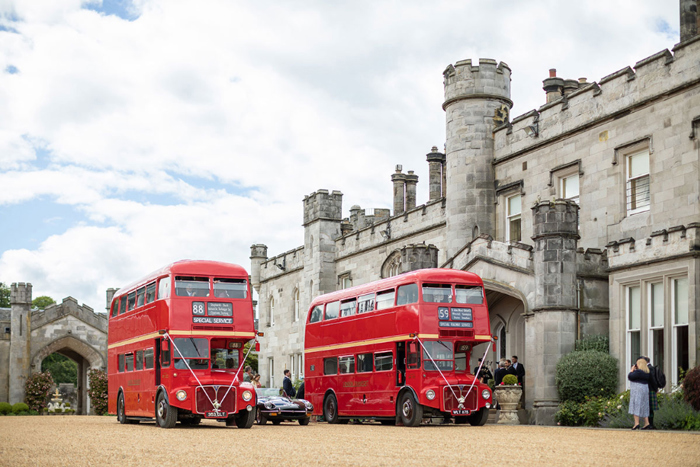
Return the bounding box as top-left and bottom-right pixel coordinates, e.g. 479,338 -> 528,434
399,244 -> 439,273
31,298 -> 108,333
606,223 -> 700,270
259,246 -> 305,283
495,38 -> 700,162
444,234 -> 534,276
443,58 -> 512,108
303,189 -> 343,226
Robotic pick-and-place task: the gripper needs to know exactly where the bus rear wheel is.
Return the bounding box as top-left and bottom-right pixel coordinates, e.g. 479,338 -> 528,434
155,392 -> 178,429
323,394 -> 340,424
467,408 -> 489,426
399,392 -> 423,427
117,392 -> 127,424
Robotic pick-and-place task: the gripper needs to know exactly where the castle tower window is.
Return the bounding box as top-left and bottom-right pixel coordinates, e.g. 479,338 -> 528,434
268,296 -> 275,327
648,282 -> 664,375
672,277 -> 689,385
506,194 -> 522,243
626,285 -> 641,376
626,150 -> 650,215
560,174 -> 579,205
293,288 -> 300,322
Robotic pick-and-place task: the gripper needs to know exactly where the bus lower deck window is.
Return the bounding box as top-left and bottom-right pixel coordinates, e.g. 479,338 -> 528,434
135,350 -> 143,370
125,353 -> 134,371
118,354 -> 125,372
144,348 -> 154,369
339,356 -> 355,373
324,357 -> 338,375
375,352 -> 393,371
357,353 -> 373,372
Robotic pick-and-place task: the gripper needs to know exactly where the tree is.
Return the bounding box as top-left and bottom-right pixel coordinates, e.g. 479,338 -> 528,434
33,296 -> 56,309
41,353 -> 78,385
0,283 -> 10,308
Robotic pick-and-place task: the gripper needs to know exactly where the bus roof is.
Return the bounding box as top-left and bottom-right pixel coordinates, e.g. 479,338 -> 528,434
113,260 -> 249,300
308,268 -> 483,308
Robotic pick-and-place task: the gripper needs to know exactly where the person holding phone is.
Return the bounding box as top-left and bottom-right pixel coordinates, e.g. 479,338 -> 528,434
628,357 -> 652,430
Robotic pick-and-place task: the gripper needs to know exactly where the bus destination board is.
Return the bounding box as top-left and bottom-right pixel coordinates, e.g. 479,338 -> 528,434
207,302 -> 233,317
192,301 -> 205,315
193,316 -> 233,325
438,306 -> 474,328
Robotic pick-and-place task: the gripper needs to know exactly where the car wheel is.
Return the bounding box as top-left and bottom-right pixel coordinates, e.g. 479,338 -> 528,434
256,410 -> 267,425
323,394 -> 340,424
155,391 -> 177,429
235,408 -> 256,429
467,408 -> 489,426
399,391 -> 423,427
299,417 -> 310,426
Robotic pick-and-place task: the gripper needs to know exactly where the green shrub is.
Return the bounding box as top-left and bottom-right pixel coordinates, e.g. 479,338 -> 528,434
0,402 -> 12,415
87,368 -> 108,415
556,350 -> 618,403
682,365 -> 700,411
555,400 -> 585,426
575,335 -> 609,353
12,402 -> 29,414
654,396 -> 700,430
24,371 -> 54,412
29,410 -> 39,415
556,394 -> 624,427
502,374 -> 518,385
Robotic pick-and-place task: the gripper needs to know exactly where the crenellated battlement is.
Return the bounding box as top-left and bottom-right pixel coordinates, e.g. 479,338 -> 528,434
259,246 -> 305,283
443,58 -> 512,109
606,223 -> 700,269
495,37 -> 700,161
303,189 -> 343,226
10,283 -> 32,306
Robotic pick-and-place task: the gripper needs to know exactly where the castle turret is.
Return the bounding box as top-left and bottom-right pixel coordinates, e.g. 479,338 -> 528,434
681,0 -> 699,42
105,288 -> 118,311
9,283 -> 32,404
303,190 -> 343,297
443,58 -> 512,256
249,244 -> 268,294
391,166 -> 407,216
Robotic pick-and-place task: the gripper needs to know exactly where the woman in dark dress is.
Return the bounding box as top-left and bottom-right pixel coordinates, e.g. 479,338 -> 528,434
628,357 -> 651,430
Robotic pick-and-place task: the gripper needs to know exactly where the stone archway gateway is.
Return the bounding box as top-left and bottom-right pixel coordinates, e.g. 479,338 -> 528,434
0,283 -> 108,414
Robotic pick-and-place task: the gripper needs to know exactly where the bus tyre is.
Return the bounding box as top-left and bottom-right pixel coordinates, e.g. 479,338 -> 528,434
299,417 -> 310,426
323,394 -> 340,424
156,392 -> 178,429
467,408 -> 489,426
399,392 -> 423,427
117,392 -> 127,424
234,409 -> 256,429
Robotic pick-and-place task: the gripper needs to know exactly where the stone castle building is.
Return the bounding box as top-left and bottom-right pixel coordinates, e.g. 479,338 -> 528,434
251,2 -> 700,424
0,283 -> 108,414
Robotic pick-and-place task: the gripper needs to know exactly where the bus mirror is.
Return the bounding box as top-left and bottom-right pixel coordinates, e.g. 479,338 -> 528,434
255,342 -> 260,352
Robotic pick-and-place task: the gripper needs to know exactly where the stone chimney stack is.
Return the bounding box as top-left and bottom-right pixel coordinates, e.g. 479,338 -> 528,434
426,146 -> 446,201
391,165 -> 407,216
543,68 -> 564,103
680,0 -> 699,42
405,171 -> 418,211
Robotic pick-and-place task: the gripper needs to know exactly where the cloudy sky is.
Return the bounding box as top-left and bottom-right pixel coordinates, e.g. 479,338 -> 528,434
0,0 -> 679,311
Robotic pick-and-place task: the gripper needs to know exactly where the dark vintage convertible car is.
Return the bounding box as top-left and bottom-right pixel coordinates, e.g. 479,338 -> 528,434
255,388 -> 313,425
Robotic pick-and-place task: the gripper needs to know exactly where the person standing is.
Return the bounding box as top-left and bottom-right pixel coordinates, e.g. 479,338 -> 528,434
511,355 -> 525,385
473,358 -> 493,385
494,360 -> 507,386
643,356 -> 664,429
628,357 -> 651,430
243,365 -> 253,382
283,369 -> 296,398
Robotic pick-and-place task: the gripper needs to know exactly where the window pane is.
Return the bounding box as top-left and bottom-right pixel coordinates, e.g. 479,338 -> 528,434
562,175 -> 579,200
376,290 -> 395,310
455,352 -> 467,372
118,354 -> 125,373
119,297 -> 127,314
357,353 -> 373,373
309,305 -> 323,323
125,353 -> 134,372
135,350 -> 143,370
676,325 -> 689,378
110,299 -> 118,317
422,340 -> 454,372
213,278 -> 247,299
456,285 -> 483,304
628,286 -> 641,330
324,357 -> 338,375
175,277 -> 210,297
508,194 -> 521,216
158,277 -> 171,299
509,216 -> 522,242
422,284 -> 452,303
629,331 -> 640,368
136,287 -> 145,307
358,294 -> 375,313
397,284 -> 418,305
340,299 -> 357,317
173,338 -> 209,358
628,176 -> 650,211
651,329 -> 664,375
375,352 -> 393,371
339,356 -> 355,374
325,301 -> 340,320
211,348 -> 239,370
674,278 -> 688,325
144,348 -> 154,369
127,292 -> 136,311
651,283 -> 663,328
629,151 -> 649,178
146,282 -> 156,304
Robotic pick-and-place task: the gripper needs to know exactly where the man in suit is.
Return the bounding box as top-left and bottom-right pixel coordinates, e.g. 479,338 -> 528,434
512,355 -> 525,384
283,369 -> 296,398
494,360 -> 507,386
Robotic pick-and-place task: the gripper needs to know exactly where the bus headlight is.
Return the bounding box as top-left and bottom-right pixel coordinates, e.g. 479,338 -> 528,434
426,390 -> 436,400
482,389 -> 490,400
176,390 -> 187,401
242,390 -> 253,401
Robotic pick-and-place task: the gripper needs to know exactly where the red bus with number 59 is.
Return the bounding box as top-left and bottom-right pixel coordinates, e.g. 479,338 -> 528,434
304,268 -> 493,426
107,260 -> 260,428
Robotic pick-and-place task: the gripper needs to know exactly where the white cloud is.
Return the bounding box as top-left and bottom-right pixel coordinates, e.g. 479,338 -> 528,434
0,0 -> 681,308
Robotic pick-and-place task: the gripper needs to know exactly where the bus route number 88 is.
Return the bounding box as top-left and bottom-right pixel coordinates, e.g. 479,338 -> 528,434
192,302 -> 205,315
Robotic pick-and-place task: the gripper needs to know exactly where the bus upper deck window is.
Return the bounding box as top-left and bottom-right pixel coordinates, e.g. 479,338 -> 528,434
157,277 -> 171,300
376,289 -> 395,310
213,278 -> 247,299
340,299 -> 357,317
175,276 -> 210,297
397,284 -> 418,305
145,282 -> 156,303
325,301 -> 340,320
456,285 -> 484,305
127,292 -> 136,311
136,287 -> 145,307
309,305 -> 323,323
422,284 -> 452,303
357,294 -> 375,313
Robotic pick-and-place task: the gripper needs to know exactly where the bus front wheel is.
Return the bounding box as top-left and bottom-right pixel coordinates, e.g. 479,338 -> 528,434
399,392 -> 423,427
467,407 -> 489,426
230,408 -> 255,429
156,392 -> 178,428
323,394 -> 340,424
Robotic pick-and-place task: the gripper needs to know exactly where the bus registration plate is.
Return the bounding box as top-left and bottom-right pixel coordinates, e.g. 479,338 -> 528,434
204,411 -> 228,419
451,409 -> 471,415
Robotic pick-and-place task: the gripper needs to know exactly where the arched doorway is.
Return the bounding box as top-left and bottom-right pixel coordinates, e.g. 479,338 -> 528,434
31,336 -> 105,415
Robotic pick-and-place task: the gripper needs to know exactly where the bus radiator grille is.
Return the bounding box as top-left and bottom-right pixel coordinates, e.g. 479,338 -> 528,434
438,329 -> 474,338
195,386 -> 236,413
442,386 -> 478,412
192,325 -> 233,331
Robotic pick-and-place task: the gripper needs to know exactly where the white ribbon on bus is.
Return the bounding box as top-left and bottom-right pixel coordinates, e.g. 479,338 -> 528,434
413,336 -> 492,412
163,332 -> 257,413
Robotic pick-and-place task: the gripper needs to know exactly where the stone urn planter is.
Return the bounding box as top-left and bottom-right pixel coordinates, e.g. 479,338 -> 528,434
495,385 -> 522,424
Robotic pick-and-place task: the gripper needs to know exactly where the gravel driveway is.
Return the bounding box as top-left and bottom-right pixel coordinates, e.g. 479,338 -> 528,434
1,416 -> 699,466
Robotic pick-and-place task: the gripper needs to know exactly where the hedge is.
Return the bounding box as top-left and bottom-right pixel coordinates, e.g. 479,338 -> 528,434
556,350 -> 618,403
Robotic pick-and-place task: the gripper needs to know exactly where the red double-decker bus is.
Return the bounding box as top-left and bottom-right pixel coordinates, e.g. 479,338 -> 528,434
304,268 -> 493,427
107,260 -> 259,428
